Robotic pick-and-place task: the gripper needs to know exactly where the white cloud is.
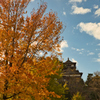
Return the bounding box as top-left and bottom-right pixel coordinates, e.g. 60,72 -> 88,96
71,47 -> 84,52
96,49 -> 100,51
69,0 -> 87,3
77,22 -> 100,40
93,5 -> 99,9
72,58 -> 78,66
71,47 -> 84,55
31,0 -> 34,2
71,5 -> 91,14
79,52 -> 82,54
60,40 -> 68,48
76,49 -> 80,51
95,53 -> 100,62
81,48 -> 84,50
71,47 -> 76,50
69,0 -> 82,3
97,43 -> 100,46
87,52 -> 94,55
87,50 -> 90,52
98,53 -> 100,57
58,40 -> 68,52
95,8 -> 100,16
72,58 -> 77,62
63,11 -> 66,15
96,58 -> 100,62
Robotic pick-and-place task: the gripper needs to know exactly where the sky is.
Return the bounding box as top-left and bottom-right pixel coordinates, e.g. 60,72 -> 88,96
27,0 -> 100,81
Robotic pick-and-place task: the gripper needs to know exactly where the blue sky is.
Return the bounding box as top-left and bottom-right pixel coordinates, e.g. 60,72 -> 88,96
28,0 -> 100,81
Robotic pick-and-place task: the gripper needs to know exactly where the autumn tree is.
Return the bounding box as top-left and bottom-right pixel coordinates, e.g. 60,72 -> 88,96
0,0 -> 63,99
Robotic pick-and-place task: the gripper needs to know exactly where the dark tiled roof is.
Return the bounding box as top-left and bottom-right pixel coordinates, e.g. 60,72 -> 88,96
64,58 -> 76,64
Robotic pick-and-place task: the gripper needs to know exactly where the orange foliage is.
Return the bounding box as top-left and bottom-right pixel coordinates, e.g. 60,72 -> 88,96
0,0 -> 63,100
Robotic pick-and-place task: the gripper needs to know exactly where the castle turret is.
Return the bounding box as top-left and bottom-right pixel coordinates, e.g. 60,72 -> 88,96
62,58 -> 83,82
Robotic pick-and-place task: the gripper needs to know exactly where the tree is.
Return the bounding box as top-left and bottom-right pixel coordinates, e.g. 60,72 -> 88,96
46,60 -> 68,100
71,92 -> 84,100
64,78 -> 85,100
84,72 -> 100,100
0,0 -> 63,99
85,73 -> 93,87
85,72 -> 100,91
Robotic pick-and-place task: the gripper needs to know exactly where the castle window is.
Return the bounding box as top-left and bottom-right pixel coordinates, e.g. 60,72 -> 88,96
71,64 -> 74,67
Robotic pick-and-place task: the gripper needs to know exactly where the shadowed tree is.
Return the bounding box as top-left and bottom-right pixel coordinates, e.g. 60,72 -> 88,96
84,72 -> 100,100
46,60 -> 68,100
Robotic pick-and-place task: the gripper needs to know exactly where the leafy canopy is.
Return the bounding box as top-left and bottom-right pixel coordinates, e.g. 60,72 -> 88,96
0,0 -> 63,100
